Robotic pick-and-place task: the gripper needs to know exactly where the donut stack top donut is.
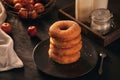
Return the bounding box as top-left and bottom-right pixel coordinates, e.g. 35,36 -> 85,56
49,20 -> 81,41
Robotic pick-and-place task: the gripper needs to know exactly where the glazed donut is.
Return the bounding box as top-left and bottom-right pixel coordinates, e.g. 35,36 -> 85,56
49,52 -> 80,64
50,35 -> 82,48
49,20 -> 81,41
49,42 -> 82,56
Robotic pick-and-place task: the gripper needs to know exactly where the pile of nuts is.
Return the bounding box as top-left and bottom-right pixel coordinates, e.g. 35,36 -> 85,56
5,0 -> 45,19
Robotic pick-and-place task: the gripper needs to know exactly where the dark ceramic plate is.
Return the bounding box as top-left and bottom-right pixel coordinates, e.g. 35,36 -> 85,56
33,37 -> 98,78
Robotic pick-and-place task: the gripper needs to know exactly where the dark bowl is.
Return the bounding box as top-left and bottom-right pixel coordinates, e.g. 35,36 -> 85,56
1,0 -> 56,20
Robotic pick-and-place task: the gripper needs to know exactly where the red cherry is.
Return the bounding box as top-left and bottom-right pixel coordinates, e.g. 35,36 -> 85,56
27,26 -> 37,37
1,22 -> 12,34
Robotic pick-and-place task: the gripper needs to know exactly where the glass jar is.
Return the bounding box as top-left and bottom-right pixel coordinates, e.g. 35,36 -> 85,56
91,8 -> 113,35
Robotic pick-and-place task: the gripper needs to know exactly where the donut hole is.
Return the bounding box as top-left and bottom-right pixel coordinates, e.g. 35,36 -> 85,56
60,25 -> 69,30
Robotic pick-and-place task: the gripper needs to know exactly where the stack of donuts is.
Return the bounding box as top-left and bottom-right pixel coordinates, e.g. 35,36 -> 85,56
48,20 -> 82,64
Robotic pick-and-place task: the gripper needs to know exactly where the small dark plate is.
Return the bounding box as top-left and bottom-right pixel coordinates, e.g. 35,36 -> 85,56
33,37 -> 98,78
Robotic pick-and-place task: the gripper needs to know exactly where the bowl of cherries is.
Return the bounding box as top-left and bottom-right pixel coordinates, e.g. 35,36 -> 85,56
2,0 -> 56,19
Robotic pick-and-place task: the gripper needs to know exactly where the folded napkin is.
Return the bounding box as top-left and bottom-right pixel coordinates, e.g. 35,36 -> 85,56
0,29 -> 24,71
